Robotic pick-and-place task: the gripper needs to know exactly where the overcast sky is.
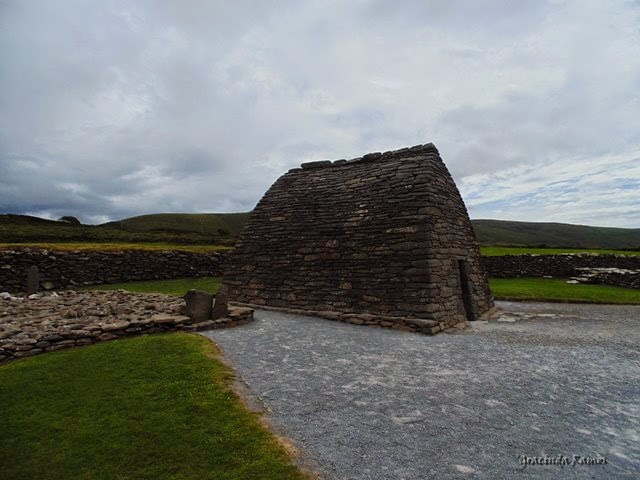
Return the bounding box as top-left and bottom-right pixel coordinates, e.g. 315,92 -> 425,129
1,0 -> 639,227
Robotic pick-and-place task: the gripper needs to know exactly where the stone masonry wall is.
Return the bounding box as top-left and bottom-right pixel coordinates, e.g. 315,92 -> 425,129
483,254 -> 640,278
0,248 -> 226,294
483,254 -> 640,289
224,143 -> 494,333
422,151 -> 494,322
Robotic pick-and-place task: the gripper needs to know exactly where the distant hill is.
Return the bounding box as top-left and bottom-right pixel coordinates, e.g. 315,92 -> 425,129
115,215 -> 638,249
472,219 -> 640,249
0,214 -> 68,227
101,213 -> 250,239
2,213 -> 639,250
0,213 -> 248,245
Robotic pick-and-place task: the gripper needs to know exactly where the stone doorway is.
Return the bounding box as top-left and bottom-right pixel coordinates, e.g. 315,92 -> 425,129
458,259 -> 476,321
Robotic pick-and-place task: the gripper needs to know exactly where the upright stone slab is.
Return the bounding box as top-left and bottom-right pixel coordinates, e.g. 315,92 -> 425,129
183,290 -> 213,322
223,143 -> 494,332
211,285 -> 229,319
26,266 -> 39,295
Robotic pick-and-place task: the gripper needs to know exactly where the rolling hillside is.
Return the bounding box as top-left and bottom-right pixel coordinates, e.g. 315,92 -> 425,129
0,214 -> 70,227
2,213 -> 639,250
103,214 -> 640,249
0,213 -> 248,245
472,219 -> 640,249
102,213 -> 250,239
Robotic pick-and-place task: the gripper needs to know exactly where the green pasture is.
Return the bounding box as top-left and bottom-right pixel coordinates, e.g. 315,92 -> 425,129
0,334 -> 307,480
489,277 -> 640,304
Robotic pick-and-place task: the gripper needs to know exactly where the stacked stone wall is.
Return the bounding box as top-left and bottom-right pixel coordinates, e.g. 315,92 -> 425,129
421,157 -> 493,321
482,254 -> 640,288
0,248 -> 226,293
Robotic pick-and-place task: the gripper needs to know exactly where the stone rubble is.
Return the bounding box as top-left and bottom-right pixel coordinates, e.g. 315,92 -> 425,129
0,290 -> 253,364
484,253 -> 640,289
568,267 -> 640,289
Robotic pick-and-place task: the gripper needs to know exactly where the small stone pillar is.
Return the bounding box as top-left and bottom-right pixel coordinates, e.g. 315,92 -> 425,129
211,285 -> 229,319
26,266 -> 39,295
183,290 -> 213,322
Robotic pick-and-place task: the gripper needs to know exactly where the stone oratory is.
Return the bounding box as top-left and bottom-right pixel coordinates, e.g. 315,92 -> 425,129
223,143 -> 494,334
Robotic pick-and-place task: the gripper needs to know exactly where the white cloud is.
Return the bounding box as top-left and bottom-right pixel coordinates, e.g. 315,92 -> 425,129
460,150 -> 640,227
0,0 -> 639,227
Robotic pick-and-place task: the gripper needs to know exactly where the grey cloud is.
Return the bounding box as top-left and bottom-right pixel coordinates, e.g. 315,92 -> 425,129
363,0 -> 549,36
1,0 -> 639,226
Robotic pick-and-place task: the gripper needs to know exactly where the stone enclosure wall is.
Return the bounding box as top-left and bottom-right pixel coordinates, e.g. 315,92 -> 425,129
2,244 -> 636,299
0,248 -> 226,293
224,143 -> 494,334
483,254 -> 640,288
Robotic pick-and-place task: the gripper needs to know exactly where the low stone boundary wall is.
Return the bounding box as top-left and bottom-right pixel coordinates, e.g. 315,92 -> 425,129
482,254 -> 640,288
0,248 -> 227,293
3,248 -> 638,298
0,290 -> 253,364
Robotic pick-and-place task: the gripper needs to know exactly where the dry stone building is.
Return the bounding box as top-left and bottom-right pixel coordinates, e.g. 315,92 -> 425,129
223,143 -> 493,334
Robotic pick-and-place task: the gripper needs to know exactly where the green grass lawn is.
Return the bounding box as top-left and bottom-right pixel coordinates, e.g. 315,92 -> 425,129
0,242 -> 232,253
481,246 -> 640,256
490,277 -> 640,304
85,276 -> 640,305
82,277 -> 222,296
0,333 -> 307,480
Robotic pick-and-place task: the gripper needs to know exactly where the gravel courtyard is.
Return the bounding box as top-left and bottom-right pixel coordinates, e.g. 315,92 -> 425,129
202,302 -> 639,479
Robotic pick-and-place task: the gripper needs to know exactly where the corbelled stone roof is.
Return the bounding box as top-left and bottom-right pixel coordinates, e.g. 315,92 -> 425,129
294,143 -> 440,171
223,143 -> 493,334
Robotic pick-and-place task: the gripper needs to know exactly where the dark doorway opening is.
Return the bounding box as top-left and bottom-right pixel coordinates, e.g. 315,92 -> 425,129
457,259 -> 476,321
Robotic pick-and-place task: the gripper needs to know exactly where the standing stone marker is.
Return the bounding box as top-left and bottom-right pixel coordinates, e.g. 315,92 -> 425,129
26,266 -> 39,295
223,142 -> 494,333
183,290 -> 213,322
211,285 -> 229,319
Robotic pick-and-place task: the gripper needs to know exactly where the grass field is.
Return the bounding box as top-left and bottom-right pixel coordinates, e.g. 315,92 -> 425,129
84,276 -> 640,305
473,219 -> 640,249
489,277 -> 640,304
4,243 -> 639,257
0,213 -> 244,245
0,333 -> 307,480
0,222 -> 225,245
480,246 -> 640,256
84,277 -> 222,296
0,242 -> 232,253
5,213 -> 640,251
103,213 -> 250,238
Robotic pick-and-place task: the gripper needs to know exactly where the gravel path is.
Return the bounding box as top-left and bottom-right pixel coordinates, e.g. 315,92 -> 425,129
202,302 -> 639,479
